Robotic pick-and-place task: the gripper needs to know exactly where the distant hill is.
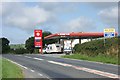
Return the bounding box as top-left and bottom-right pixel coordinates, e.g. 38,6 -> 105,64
10,44 -> 25,49
74,37 -> 119,57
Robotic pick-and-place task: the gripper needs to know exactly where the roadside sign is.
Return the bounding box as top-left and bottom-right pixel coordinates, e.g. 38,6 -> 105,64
104,28 -> 115,38
34,30 -> 42,53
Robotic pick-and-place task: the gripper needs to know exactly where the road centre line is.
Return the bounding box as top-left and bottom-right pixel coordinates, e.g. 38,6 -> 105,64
24,56 -> 32,58
25,54 -> 117,66
48,61 -> 72,67
14,55 -> 118,78
47,60 -> 119,78
24,56 -> 44,61
30,69 -> 35,72
33,57 -> 44,61
15,55 -> 22,56
38,73 -> 43,76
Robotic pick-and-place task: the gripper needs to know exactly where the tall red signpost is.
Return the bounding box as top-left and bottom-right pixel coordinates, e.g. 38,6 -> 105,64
34,30 -> 42,53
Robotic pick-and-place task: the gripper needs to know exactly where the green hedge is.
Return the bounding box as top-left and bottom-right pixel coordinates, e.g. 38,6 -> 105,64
13,48 -> 28,54
73,37 -> 118,57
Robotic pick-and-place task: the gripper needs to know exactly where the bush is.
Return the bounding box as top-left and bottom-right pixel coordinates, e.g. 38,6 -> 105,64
73,37 -> 118,57
14,48 -> 28,54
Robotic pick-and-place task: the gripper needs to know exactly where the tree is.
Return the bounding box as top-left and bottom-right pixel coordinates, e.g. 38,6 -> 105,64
25,31 -> 59,54
42,31 -> 58,48
0,37 -> 10,53
25,37 -> 34,53
42,31 -> 51,47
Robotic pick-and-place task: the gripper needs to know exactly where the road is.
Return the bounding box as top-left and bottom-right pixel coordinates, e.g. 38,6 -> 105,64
2,54 -> 119,80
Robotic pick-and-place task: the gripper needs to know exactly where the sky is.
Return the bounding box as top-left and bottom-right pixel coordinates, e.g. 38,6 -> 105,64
1,0 -> 119,44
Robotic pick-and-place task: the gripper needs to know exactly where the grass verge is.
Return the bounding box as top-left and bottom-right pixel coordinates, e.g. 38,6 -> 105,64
62,53 -> 118,65
1,58 -> 24,78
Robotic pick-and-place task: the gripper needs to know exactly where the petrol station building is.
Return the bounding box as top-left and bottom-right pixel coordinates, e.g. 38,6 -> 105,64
44,32 -> 105,45
44,32 -> 118,52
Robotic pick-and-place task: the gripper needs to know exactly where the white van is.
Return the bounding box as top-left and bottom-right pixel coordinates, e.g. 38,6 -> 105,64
43,44 -> 62,53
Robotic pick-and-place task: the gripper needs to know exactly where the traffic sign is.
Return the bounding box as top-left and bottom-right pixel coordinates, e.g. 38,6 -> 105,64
104,28 -> 115,38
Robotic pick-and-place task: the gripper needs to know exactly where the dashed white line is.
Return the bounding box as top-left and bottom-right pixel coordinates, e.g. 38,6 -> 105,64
48,61 -> 72,67
33,57 -> 44,61
38,73 -> 43,76
24,56 -> 44,61
5,56 -> 118,79
30,69 -> 35,72
24,56 -> 32,58
15,55 -> 22,56
47,60 -> 119,78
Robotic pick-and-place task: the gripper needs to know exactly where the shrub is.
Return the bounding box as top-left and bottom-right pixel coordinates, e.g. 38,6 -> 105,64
73,37 -> 118,57
14,48 -> 28,54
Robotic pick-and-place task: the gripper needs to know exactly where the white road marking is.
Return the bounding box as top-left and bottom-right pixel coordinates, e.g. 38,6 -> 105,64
30,69 -> 35,72
48,61 -> 72,67
38,73 -> 43,76
47,60 -> 119,78
15,55 -> 22,56
24,56 -> 32,58
72,66 -> 118,78
4,58 -> 49,79
37,73 -> 51,79
5,58 -> 28,69
33,57 -> 44,61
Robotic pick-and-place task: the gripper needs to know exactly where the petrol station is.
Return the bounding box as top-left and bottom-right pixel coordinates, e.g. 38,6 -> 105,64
34,29 -> 118,54
45,30 -> 118,53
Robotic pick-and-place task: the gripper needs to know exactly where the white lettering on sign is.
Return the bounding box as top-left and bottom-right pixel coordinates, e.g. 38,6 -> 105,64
59,33 -> 70,35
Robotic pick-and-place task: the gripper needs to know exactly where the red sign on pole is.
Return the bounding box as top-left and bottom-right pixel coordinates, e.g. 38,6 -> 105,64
34,30 -> 42,53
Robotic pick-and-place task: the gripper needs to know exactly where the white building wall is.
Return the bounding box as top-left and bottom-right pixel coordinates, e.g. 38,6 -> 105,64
81,39 -> 91,44
72,39 -> 79,47
71,39 -> 91,48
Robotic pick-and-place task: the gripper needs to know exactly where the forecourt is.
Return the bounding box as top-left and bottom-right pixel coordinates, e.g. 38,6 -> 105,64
3,54 -> 119,79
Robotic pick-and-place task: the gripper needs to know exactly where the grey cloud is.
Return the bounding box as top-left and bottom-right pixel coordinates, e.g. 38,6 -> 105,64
2,0 -> 120,2
89,2 -> 118,9
98,7 -> 118,28
36,2 -> 80,14
57,17 -> 97,33
2,2 -> 52,32
89,2 -> 118,31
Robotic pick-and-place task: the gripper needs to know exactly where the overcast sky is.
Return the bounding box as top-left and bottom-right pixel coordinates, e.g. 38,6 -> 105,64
1,0 -> 119,44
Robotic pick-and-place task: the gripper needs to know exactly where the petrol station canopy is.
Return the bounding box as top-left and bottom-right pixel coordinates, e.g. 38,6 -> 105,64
44,32 -> 118,40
